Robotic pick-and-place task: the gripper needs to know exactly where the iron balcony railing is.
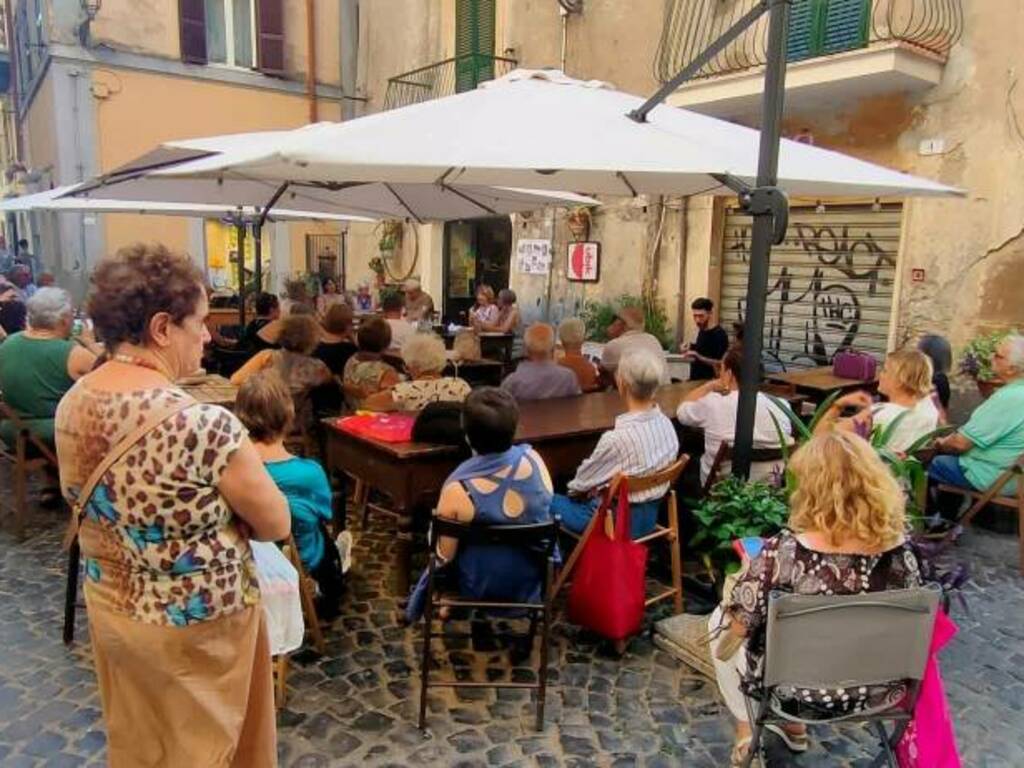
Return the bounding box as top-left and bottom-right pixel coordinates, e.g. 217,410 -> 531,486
654,0 -> 963,83
383,53 -> 518,111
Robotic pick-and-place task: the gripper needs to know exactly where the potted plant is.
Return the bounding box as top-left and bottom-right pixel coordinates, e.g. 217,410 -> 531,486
579,294 -> 674,349
368,256 -> 387,287
376,220 -> 404,256
567,206 -> 592,242
959,329 -> 1014,399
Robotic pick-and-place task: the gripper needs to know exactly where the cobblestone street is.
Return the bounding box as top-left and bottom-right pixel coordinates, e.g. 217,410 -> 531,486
1,499 -> 1023,767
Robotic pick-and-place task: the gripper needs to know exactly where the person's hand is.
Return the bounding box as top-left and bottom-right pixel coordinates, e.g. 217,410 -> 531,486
703,377 -> 729,395
678,341 -> 690,354
834,391 -> 873,411
79,323 -> 97,346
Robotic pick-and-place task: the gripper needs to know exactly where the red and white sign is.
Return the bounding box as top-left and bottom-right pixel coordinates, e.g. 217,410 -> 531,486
567,241 -> 600,282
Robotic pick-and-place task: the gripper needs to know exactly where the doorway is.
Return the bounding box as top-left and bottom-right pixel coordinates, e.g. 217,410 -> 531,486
442,216 -> 512,324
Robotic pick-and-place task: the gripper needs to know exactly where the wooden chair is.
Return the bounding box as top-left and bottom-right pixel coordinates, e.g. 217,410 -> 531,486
553,457 -> 689,649
700,443 -> 787,496
0,397 -> 60,538
273,534 -> 328,709
938,451 -> 1024,574
418,518 -> 558,732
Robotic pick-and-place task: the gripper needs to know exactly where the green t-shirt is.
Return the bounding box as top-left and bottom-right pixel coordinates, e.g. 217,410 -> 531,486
959,378 -> 1024,494
0,332 -> 76,445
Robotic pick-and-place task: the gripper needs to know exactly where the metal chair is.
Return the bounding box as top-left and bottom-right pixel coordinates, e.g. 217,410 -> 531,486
937,450 -> 1024,574
0,396 -> 60,538
417,518 -> 558,732
740,585 -> 941,768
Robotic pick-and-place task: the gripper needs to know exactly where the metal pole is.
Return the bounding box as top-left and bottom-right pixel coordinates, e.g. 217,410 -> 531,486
253,220 -> 263,297
235,216 -> 247,329
732,0 -> 791,478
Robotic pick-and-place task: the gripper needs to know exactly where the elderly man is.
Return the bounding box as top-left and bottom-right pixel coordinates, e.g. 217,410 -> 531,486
403,278 -> 435,324
0,287 -> 99,448
929,334 -> 1024,497
601,306 -> 667,382
501,323 -> 581,402
8,264 -> 36,301
551,349 -> 679,539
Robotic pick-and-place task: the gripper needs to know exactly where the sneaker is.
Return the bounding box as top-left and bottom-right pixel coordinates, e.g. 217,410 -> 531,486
335,530 -> 354,574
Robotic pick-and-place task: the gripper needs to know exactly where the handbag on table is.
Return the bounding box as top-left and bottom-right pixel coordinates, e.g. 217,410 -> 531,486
832,349 -> 878,381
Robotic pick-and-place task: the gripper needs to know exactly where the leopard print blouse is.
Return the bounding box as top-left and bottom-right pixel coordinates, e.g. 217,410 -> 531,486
55,381 -> 260,627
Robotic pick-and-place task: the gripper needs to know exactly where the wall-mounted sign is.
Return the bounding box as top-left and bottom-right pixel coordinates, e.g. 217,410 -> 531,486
911,268 -> 926,283
567,241 -> 600,283
515,238 -> 552,275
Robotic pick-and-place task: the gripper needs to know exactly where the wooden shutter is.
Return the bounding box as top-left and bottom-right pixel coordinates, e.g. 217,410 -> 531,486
455,0 -> 496,93
179,0 -> 207,64
785,0 -> 818,63
256,0 -> 286,76
821,0 -> 870,55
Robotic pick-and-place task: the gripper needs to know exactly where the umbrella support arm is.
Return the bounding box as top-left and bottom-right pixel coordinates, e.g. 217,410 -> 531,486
251,183 -> 289,298
628,0 -> 772,123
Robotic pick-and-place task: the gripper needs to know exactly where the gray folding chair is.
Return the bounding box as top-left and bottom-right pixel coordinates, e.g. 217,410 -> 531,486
741,585 -> 941,768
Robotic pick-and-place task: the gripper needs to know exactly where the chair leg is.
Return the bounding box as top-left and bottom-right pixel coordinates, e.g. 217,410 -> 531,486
870,721 -> 898,768
14,436 -> 27,540
354,479 -> 369,527
551,511 -> 603,597
418,566 -> 435,731
63,539 -> 81,646
274,655 -> 289,709
536,563 -> 552,732
668,494 -> 684,614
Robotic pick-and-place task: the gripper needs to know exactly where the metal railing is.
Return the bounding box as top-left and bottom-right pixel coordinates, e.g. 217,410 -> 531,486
383,53 -> 518,111
654,0 -> 963,83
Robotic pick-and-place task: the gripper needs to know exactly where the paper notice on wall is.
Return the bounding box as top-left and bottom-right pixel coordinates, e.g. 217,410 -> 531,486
515,238 -> 552,275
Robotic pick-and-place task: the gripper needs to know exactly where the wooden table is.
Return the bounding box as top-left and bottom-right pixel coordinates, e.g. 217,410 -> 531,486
438,329 -> 516,366
177,374 -> 238,408
381,350 -> 505,388
766,366 -> 877,401
323,381 -> 702,594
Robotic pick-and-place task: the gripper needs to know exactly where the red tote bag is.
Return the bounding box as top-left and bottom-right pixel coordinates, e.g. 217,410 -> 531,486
567,480 -> 648,641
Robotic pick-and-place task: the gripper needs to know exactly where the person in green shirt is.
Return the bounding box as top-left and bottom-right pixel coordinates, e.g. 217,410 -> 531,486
0,287 -> 99,448
929,334 -> 1024,496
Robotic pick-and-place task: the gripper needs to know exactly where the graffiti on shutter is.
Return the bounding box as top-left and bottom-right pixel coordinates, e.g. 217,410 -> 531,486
720,203 -> 901,372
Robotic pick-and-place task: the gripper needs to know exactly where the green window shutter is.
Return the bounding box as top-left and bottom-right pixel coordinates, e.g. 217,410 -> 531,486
821,0 -> 870,54
785,0 -> 819,63
455,0 -> 496,93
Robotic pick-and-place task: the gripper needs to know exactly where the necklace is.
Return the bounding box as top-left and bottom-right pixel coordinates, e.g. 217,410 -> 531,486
112,353 -> 173,380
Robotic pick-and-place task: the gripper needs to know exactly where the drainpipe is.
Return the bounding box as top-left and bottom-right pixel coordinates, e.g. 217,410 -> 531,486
559,5 -> 568,72
339,0 -> 358,120
305,0 -> 318,122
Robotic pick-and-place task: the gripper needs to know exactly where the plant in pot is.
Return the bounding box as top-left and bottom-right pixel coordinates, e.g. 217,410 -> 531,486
579,294 -> 673,349
376,220 -> 403,256
566,206 -> 592,242
959,329 -> 1014,399
368,256 -> 387,287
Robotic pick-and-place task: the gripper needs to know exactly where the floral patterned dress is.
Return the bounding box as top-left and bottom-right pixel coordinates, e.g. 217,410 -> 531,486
55,381 -> 276,767
727,529 -> 922,718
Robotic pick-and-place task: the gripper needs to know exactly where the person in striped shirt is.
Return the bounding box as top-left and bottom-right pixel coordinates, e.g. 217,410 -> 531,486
551,349 -> 680,539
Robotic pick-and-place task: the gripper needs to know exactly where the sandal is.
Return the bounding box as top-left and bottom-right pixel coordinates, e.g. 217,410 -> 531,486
730,736 -> 753,767
765,724 -> 809,753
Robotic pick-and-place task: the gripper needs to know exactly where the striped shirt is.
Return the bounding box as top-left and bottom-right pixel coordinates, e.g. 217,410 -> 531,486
567,407 -> 680,503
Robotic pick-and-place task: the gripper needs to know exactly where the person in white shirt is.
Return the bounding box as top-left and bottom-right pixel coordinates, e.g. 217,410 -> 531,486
870,349 -> 940,452
600,306 -> 667,383
677,349 -> 792,485
551,349 -> 679,539
381,291 -> 416,350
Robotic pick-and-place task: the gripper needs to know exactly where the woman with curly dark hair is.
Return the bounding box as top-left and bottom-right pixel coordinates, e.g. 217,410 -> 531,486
54,243 -> 289,767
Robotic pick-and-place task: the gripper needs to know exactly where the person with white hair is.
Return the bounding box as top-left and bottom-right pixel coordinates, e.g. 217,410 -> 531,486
501,322 -> 581,402
930,333 -> 1024,496
600,305 -> 667,381
558,317 -> 600,393
551,348 -> 679,539
364,332 -> 471,411
403,277 -> 435,323
0,286 -> 98,449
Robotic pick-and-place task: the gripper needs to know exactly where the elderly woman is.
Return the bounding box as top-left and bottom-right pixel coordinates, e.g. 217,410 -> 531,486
342,316 -> 402,408
0,287 -> 99,448
557,317 -> 600,393
406,387 -> 555,622
54,243 -> 290,767
364,332 -> 471,411
550,349 -> 679,538
352,280 -> 375,312
315,302 -> 358,376
469,284 -> 498,328
918,333 -> 952,417
476,288 -> 521,334
709,431 -> 922,765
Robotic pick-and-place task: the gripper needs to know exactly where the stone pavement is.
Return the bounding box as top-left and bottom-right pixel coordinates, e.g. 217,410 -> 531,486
1,496 -> 1023,767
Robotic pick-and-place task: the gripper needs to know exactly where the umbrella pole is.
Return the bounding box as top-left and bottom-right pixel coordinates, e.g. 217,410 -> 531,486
236,217 -> 247,329
732,0 -> 792,478
253,220 -> 263,297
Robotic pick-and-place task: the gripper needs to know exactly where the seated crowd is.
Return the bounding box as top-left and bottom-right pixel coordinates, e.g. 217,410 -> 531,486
5,242 -> 1021,767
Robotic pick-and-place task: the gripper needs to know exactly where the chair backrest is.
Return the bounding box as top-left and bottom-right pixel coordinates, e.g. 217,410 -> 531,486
762,585 -> 940,691
702,442 -> 787,495
0,396 -> 59,465
612,456 -> 688,496
430,517 -> 559,559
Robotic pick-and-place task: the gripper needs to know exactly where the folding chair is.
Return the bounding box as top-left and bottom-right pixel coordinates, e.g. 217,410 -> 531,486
0,397 -> 60,538
701,443 -> 787,496
937,451 -> 1024,573
740,585 -> 941,768
418,518 -> 558,733
552,457 -> 689,650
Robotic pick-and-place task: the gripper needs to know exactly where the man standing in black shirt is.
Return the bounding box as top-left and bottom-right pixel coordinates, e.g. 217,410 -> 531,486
682,297 -> 729,380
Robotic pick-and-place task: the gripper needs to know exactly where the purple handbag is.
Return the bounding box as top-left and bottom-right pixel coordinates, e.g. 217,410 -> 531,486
832,349 -> 878,380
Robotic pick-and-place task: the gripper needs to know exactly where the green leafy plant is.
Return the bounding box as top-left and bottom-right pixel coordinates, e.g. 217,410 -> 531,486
959,329 -> 1015,382
691,476 -> 789,576
378,284 -> 402,305
376,220 -> 403,253
579,294 -> 673,349
368,256 -> 386,276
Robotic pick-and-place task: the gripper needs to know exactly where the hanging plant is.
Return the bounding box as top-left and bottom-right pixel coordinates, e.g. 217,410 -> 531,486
376,220 -> 404,255
567,206 -> 593,242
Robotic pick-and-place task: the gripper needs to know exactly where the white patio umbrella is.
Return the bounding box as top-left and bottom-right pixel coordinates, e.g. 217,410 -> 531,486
120,69 -> 960,200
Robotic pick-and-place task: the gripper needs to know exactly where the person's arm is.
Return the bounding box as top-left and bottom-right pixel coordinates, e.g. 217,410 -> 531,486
66,344 -> 98,380
435,480 -> 475,561
567,433 -> 620,498
218,437 -> 290,541
681,378 -> 724,405
307,462 -> 334,523
813,390 -> 873,435
362,387 -> 399,412
935,432 -> 974,455
229,349 -> 272,386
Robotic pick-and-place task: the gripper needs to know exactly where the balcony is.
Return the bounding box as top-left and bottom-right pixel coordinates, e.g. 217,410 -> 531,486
658,0 -> 963,121
383,53 -> 517,111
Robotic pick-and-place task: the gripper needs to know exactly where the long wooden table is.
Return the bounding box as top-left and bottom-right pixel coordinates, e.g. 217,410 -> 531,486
323,382 -> 703,594
177,374 -> 238,408
766,365 -> 877,401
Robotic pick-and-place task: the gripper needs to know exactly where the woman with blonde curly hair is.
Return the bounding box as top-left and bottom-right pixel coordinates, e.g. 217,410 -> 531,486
708,430 -> 922,766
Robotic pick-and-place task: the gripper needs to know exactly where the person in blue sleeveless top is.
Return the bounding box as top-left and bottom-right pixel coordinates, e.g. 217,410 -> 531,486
406,387 -> 554,621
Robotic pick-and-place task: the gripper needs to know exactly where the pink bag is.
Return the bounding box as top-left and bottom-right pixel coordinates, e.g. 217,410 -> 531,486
832,349 -> 878,380
896,611 -> 961,768
334,414 -> 416,443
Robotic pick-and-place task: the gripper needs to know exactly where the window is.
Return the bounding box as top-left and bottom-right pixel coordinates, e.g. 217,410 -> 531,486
455,0 -> 496,93
204,0 -> 256,69
787,0 -> 870,63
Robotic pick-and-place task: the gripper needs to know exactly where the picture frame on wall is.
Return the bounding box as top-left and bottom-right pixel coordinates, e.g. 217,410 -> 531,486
567,241 -> 601,283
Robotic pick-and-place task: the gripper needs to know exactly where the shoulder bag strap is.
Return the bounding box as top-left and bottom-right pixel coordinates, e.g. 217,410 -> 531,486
62,395 -> 197,549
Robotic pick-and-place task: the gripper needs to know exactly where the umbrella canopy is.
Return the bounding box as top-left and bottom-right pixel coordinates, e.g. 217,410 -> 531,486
0,185 -> 372,223
132,69 -> 960,200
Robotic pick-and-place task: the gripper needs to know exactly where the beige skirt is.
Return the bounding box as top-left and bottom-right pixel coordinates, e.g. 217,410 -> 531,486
88,604 -> 277,768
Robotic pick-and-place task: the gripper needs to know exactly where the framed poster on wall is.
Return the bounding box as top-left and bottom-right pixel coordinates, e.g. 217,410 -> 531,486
567,241 -> 600,283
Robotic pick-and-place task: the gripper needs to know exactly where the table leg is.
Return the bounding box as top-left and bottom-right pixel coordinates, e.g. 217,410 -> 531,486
394,501 -> 414,597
